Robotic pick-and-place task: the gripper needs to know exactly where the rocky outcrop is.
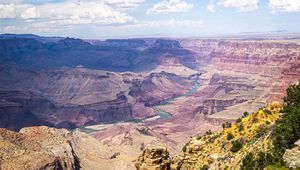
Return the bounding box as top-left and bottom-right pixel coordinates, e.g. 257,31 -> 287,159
0,126 -> 113,170
136,103 -> 283,170
283,139 -> 300,169
135,146 -> 171,170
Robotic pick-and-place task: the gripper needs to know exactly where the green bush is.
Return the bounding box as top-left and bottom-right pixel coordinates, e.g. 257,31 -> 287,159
182,145 -> 187,152
222,122 -> 232,129
227,132 -> 234,140
240,81 -> 300,170
241,151 -> 273,170
230,140 -> 243,152
243,111 -> 249,118
241,152 -> 255,170
236,118 -> 242,123
272,80 -> 300,163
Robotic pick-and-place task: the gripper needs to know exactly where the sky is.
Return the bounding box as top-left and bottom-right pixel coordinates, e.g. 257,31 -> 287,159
0,0 -> 299,38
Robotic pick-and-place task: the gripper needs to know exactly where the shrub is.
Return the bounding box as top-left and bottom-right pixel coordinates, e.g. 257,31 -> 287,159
196,135 -> 201,140
205,129 -> 212,135
227,132 -> 234,140
200,165 -> 209,170
230,140 -> 243,152
255,125 -> 267,138
182,145 -> 187,152
264,109 -> 272,115
241,152 -> 255,170
236,117 -> 242,123
238,124 -> 244,132
241,151 -> 269,170
222,122 -> 232,129
243,111 -> 249,117
257,151 -> 267,169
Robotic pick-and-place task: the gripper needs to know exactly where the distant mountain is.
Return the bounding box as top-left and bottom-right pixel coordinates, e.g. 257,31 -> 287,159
0,34 -> 64,43
0,35 -> 196,71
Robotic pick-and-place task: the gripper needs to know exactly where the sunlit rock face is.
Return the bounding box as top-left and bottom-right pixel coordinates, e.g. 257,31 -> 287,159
0,126 -> 115,170
283,139 -> 300,169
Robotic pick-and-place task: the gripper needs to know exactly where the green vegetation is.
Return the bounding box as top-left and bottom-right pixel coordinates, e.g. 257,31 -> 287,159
272,80 -> 300,164
243,111 -> 249,118
182,145 -> 187,152
236,117 -> 242,123
230,140 -> 243,152
241,80 -> 300,169
222,122 -> 232,129
241,151 -> 276,170
255,125 -> 267,138
227,132 -> 234,140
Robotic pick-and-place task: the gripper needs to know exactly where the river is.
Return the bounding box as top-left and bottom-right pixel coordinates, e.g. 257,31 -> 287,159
146,79 -> 201,121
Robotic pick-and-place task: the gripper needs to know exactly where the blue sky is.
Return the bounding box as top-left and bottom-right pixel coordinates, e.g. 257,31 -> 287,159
0,0 -> 299,38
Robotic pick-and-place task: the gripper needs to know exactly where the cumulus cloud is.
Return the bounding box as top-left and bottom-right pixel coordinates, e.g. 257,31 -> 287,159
0,1 -> 133,25
217,0 -> 259,12
0,3 -> 39,19
21,6 -> 39,19
269,0 -> 300,13
104,0 -> 145,10
147,0 -> 193,14
39,1 -> 133,25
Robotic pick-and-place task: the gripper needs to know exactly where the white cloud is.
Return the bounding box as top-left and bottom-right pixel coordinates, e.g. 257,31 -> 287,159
0,1 -> 133,25
104,0 -> 145,10
269,0 -> 300,13
0,4 -> 17,19
0,3 -> 40,19
147,0 -> 193,14
21,6 -> 39,19
218,0 -> 259,12
39,1 -> 133,25
207,1 -> 216,12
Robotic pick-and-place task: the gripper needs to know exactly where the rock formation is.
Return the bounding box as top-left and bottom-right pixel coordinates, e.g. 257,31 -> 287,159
283,139 -> 300,169
0,126 -> 114,170
135,146 -> 171,170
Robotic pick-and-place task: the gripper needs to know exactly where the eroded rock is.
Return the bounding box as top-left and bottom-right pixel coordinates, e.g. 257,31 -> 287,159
283,139 -> 300,169
135,146 -> 171,170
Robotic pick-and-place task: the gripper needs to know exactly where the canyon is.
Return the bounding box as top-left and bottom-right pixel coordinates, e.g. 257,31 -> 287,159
0,34 -> 300,169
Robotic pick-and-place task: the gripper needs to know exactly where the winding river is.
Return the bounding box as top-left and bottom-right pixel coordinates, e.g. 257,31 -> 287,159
147,79 -> 201,121
78,78 -> 201,133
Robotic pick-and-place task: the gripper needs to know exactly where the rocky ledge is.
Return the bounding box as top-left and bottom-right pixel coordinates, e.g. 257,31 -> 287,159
135,146 -> 171,170
0,126 -> 113,170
